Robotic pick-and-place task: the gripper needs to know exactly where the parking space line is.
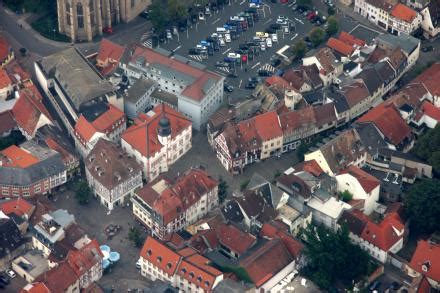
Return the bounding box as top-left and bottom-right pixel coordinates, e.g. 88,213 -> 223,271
222,48 -> 232,55
290,33 -> 298,41
212,17 -> 221,25
239,0 -> 246,5
173,45 -> 182,52
263,18 -> 273,25
294,18 -> 304,24
239,79 -> 243,88
251,62 -> 261,69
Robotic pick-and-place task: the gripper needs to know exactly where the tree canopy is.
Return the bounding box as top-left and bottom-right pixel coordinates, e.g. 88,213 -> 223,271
128,227 -> 144,247
412,125 -> 440,176
404,178 -> 440,235
326,16 -> 339,36
218,177 -> 228,203
74,181 -> 91,205
301,224 -> 370,289
309,28 -> 326,47
339,190 -> 353,203
292,40 -> 307,59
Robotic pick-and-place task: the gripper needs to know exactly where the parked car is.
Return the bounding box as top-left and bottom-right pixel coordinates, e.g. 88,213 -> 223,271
199,12 -> 205,20
136,258 -> 142,269
0,274 -> 10,285
266,37 -> 273,47
245,82 -> 257,89
6,270 -> 15,279
390,282 -> 400,290
216,61 -> 229,67
422,45 -> 434,52
258,69 -> 273,76
227,72 -> 238,78
271,58 -> 281,67
369,281 -> 381,291
224,84 -> 234,92
102,27 -> 113,34
228,52 -> 241,59
271,34 -> 278,43
225,33 -> 231,42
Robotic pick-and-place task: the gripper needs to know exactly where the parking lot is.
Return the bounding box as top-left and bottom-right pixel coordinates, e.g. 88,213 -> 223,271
142,0 -> 318,101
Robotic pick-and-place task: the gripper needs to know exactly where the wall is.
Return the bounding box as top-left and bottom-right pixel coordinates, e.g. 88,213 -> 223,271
304,150 -> 334,176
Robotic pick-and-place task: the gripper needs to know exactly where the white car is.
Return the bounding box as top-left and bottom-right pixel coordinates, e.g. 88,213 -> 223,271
249,3 -> 260,8
271,34 -> 278,43
219,38 -> 225,47
266,37 -> 272,47
227,52 -> 241,59
205,7 -> 211,15
198,12 -> 205,20
196,44 -> 207,51
225,33 -> 231,43
6,269 -> 16,279
136,258 -> 142,269
260,42 -> 266,51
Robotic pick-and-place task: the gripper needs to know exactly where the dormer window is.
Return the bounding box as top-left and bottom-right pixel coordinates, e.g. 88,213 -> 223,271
147,249 -> 152,256
166,262 -> 172,269
157,256 -> 162,262
189,272 -> 194,278
181,268 -> 187,273
205,281 -> 210,287
197,276 -> 202,282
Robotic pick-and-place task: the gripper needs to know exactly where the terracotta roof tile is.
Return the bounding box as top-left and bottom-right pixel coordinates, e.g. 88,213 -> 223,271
122,104 -> 191,158
3,61 -> 31,84
0,198 -> 34,217
74,115 -> 98,143
293,160 -> 324,177
12,85 -> 53,137
0,68 -> 12,88
240,238 -> 294,288
420,101 -> 440,121
409,240 -> 440,283
315,48 -> 337,75
140,236 -> 182,276
327,37 -> 355,56
338,32 -> 366,47
36,261 -> 78,292
358,103 -> 412,146
254,111 -> 283,141
339,165 -> 380,193
360,212 -> 405,251
96,39 -> 125,76
177,253 -> 222,291
342,81 -> 370,108
1,145 -> 40,168
413,63 -> 440,97
91,104 -> 125,133
20,282 -> 51,293
391,4 -> 418,23
217,224 -> 256,254
67,239 -> 103,277
260,222 -> 304,258
282,69 -> 308,91
0,110 -> 16,135
265,75 -> 295,91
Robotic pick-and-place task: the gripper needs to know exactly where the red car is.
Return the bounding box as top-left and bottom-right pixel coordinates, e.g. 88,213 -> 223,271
280,0 -> 289,3
242,55 -> 248,63
307,12 -> 316,20
103,27 -> 113,34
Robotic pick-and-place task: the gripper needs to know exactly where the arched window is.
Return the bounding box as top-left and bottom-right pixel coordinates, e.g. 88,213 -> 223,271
65,1 -> 71,25
77,2 -> 84,28
89,0 -> 95,26
131,0 -> 135,8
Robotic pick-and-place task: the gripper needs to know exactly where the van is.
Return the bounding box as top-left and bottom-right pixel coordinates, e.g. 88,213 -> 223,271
225,34 -> 231,42
271,34 -> 278,43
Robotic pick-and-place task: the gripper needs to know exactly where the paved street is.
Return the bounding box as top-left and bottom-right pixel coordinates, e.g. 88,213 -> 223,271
51,190 -> 151,291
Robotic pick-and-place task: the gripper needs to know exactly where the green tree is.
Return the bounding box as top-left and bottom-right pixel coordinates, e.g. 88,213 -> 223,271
339,190 -> 353,203
128,227 -> 144,247
149,0 -> 170,33
326,16 -> 339,36
218,177 -> 228,203
168,0 -> 188,22
301,224 -> 370,289
412,125 -> 440,175
0,131 -> 25,150
328,6 -> 336,15
240,179 -> 250,191
74,181 -> 91,205
404,178 -> 440,235
292,40 -> 307,59
309,28 -> 326,47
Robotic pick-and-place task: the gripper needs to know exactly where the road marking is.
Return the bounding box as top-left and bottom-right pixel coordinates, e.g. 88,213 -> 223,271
239,79 -> 243,88
212,17 -> 221,24
239,0 -> 246,5
294,18 -> 304,24
251,62 -> 261,69
263,17 -> 273,25
222,48 -> 232,54
173,45 -> 182,52
290,33 -> 298,40
288,3 -> 295,7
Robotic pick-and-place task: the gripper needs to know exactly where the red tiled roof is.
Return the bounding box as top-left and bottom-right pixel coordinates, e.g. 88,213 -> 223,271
0,198 -> 34,217
327,37 -> 355,56
417,276 -> 432,293
358,103 -> 412,146
339,165 -> 380,193
265,75 -> 295,91
122,104 -> 191,158
294,160 -> 324,177
131,46 -> 220,102
67,239 -> 103,277
409,240 -> 440,283
1,145 -> 40,168
45,137 -> 76,165
0,110 -> 16,135
360,212 -> 405,251
413,63 -> 440,97
97,39 -> 125,76
140,237 -> 182,276
260,222 -> 304,258
0,34 -> 11,63
177,253 -> 222,291
36,262 -> 78,292
391,4 -> 418,23
338,32 -> 366,47
240,238 -> 294,288
342,81 -> 370,108
254,111 -> 283,141
3,61 -> 31,84
136,168 -> 217,225
74,115 -> 98,143
0,68 -> 12,88
91,104 -> 125,133
217,224 -> 256,255
20,282 -> 50,293
279,106 -> 316,134
282,69 -> 307,91
421,101 -> 440,121
315,48 -> 337,75
12,85 -> 53,137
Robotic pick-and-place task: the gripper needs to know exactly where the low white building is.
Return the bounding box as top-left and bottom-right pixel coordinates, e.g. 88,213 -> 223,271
121,104 -> 192,181
132,168 -> 218,240
335,165 -> 380,215
85,138 -> 143,210
121,46 -> 224,130
420,1 -> 440,39
338,209 -> 405,263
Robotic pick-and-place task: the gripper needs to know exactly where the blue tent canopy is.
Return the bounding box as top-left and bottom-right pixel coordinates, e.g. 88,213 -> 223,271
109,251 -> 120,262
100,245 -> 111,253
102,259 -> 111,269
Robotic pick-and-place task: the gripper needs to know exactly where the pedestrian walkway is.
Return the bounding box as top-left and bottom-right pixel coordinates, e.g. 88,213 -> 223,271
217,66 -> 230,73
258,63 -> 277,73
142,39 -> 152,48
189,54 -> 206,61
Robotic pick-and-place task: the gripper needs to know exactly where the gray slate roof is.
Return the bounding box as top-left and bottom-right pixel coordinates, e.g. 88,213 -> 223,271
376,33 -> 419,56
39,47 -> 114,111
